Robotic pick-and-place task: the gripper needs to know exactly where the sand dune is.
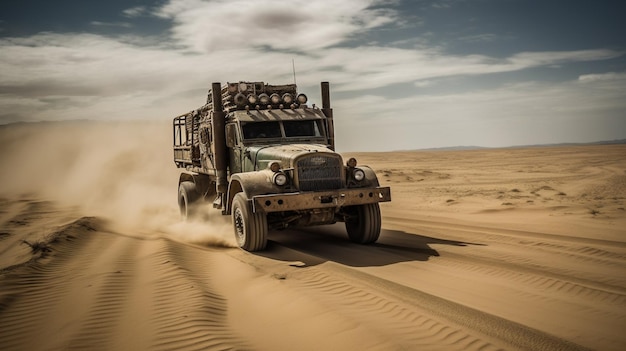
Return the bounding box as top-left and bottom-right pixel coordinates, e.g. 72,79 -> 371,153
1,121 -> 625,350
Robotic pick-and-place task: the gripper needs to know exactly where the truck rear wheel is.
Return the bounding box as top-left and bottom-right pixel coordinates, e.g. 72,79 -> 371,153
232,193 -> 268,251
344,203 -> 381,244
178,181 -> 200,220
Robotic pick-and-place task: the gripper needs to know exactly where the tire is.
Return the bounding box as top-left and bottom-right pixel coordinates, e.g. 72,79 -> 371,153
232,193 -> 268,251
344,203 -> 381,244
178,181 -> 200,221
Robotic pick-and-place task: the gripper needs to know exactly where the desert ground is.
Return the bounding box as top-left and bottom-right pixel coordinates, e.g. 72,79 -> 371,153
1,121 -> 625,351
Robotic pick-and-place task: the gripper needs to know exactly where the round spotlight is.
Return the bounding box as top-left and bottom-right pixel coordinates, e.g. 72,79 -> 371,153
228,83 -> 238,93
259,93 -> 270,105
297,93 -> 308,104
282,93 -> 293,104
347,157 -> 357,168
234,93 -> 247,107
270,93 -> 281,104
273,173 -> 288,186
269,161 -> 281,172
247,94 -> 258,104
238,82 -> 248,92
353,169 -> 365,181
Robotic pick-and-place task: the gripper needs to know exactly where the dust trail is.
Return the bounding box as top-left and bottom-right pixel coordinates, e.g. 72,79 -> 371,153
0,120 -> 235,247
163,209 -> 237,248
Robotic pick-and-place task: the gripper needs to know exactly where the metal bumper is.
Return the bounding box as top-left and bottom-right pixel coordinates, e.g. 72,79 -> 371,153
252,186 -> 391,213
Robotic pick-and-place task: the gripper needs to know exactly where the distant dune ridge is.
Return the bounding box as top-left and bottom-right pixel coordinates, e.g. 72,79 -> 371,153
1,120 -> 625,350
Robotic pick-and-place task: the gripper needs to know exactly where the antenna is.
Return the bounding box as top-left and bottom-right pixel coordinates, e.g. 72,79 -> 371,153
292,59 -> 297,87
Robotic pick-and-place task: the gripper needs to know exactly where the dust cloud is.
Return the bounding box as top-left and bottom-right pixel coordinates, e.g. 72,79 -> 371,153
0,120 -> 236,247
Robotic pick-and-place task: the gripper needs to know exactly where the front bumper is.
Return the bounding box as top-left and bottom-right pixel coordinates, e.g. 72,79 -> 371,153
252,186 -> 391,213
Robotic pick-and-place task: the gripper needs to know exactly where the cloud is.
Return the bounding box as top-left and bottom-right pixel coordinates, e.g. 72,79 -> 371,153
578,71 -> 626,82
431,1 -> 454,9
332,77 -> 626,150
507,50 -> 622,68
300,47 -> 622,92
123,6 -> 149,18
458,33 -> 498,43
90,21 -> 132,28
0,0 -> 624,149
0,32 -> 312,122
155,0 -> 398,52
0,1 -> 620,102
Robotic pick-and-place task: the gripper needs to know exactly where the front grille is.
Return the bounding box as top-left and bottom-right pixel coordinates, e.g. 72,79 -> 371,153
296,154 -> 343,191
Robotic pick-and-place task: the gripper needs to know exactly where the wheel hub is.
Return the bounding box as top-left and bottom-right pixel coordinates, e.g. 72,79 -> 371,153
234,208 -> 245,245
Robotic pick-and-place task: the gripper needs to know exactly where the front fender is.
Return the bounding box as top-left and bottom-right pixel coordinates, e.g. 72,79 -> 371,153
360,166 -> 381,187
346,165 -> 380,188
178,171 -> 211,196
225,170 -> 279,214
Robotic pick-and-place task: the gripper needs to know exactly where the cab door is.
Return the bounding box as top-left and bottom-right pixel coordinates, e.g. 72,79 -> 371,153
226,123 -> 244,174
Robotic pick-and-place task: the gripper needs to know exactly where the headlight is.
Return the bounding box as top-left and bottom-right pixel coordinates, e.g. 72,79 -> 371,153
282,93 -> 293,104
353,168 -> 365,181
297,93 -> 308,104
270,93 -> 281,104
269,161 -> 281,172
347,157 -> 357,168
259,93 -> 270,105
234,93 -> 246,107
247,94 -> 258,104
273,172 -> 288,186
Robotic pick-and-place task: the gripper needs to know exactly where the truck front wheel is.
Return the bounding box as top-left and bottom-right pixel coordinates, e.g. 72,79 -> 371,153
178,181 -> 200,220
232,193 -> 268,251
344,203 -> 381,244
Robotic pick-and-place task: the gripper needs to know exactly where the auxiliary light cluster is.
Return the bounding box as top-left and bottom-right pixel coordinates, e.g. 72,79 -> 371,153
225,81 -> 307,110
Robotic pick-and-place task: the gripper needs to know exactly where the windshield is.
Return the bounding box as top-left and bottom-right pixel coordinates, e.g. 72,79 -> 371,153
242,120 -> 323,140
242,121 -> 282,139
283,120 -> 321,137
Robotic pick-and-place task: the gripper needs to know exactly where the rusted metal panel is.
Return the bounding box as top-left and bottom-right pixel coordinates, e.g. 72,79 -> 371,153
252,186 -> 391,213
233,108 -> 325,123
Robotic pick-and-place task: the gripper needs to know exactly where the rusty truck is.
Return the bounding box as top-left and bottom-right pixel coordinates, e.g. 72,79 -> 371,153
173,81 -> 391,251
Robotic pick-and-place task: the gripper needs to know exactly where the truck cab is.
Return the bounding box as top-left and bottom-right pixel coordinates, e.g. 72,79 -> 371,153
225,108 -> 328,173
173,81 -> 391,251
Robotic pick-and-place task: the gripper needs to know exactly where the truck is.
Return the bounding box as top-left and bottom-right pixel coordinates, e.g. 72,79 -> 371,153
173,81 -> 391,251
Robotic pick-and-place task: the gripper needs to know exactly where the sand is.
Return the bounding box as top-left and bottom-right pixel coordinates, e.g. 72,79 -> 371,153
1,121 -> 625,350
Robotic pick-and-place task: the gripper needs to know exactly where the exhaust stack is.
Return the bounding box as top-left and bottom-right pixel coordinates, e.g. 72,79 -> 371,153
321,82 -> 335,151
211,82 -> 228,195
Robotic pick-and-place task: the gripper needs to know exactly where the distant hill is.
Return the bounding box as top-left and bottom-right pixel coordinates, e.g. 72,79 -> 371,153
417,145 -> 489,151
538,139 -> 626,147
416,139 -> 626,152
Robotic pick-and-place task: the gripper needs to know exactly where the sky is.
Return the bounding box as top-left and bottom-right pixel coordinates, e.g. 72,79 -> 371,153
1,0 -> 625,151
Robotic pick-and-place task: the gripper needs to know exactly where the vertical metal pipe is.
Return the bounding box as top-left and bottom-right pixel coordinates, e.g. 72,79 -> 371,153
211,82 -> 228,194
172,117 -> 177,165
321,82 -> 335,151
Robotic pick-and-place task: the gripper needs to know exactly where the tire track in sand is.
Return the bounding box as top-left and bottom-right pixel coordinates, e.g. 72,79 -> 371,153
384,216 -> 626,302
0,216 -> 248,351
147,240 -> 249,351
227,244 -> 590,351
0,217 -> 105,350
293,261 -> 590,351
291,267 -> 504,351
375,216 -> 625,349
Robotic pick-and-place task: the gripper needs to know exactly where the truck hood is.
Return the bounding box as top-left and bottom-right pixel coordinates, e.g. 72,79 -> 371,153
247,144 -> 340,170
